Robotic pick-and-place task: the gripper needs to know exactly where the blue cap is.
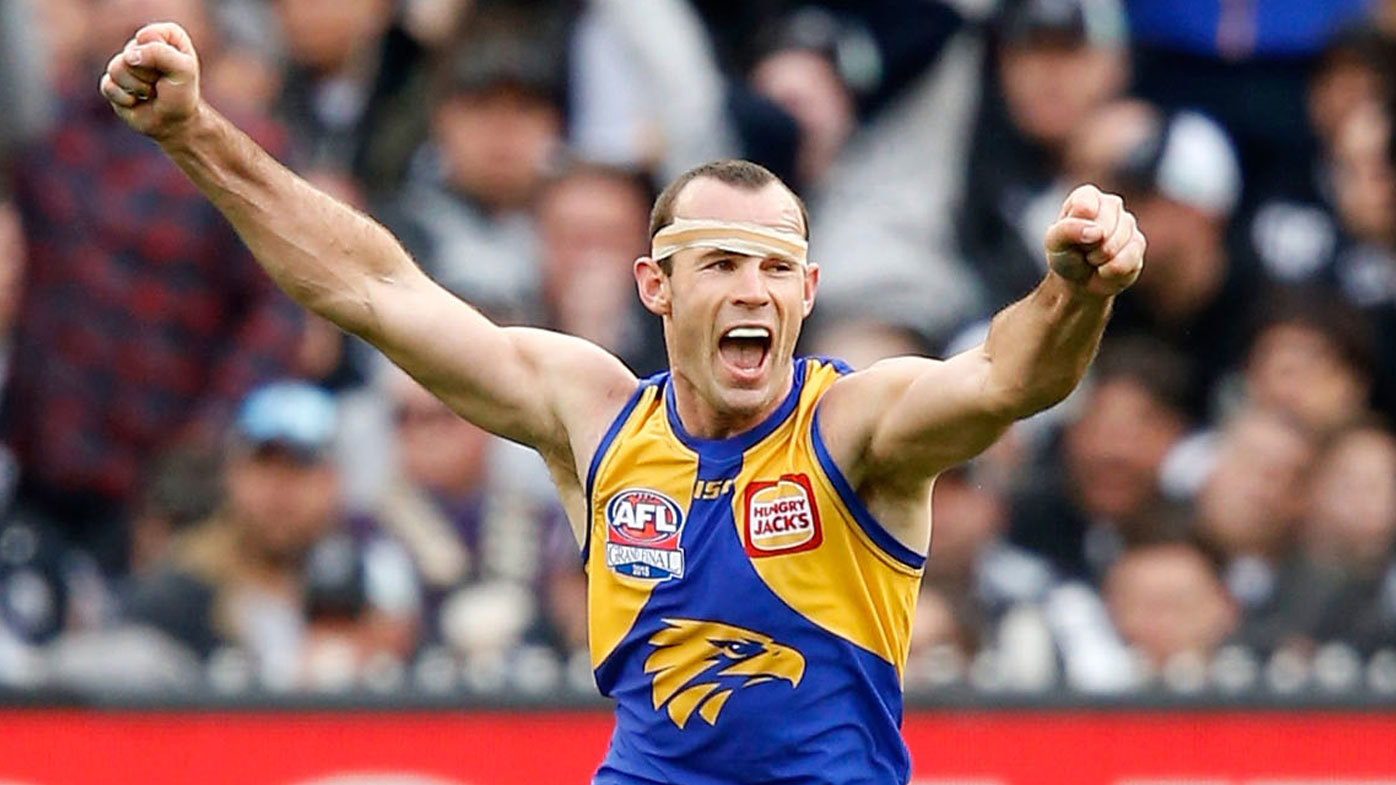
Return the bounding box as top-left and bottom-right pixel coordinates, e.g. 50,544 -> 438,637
233,381 -> 338,461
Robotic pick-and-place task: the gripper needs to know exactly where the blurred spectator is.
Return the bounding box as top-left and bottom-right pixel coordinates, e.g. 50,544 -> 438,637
1280,424 -> 1396,653
913,464 -> 1136,693
807,320 -> 930,373
1010,337 -> 1193,583
571,0 -> 962,191
1241,26 -> 1392,283
1190,408 -> 1317,654
125,445 -> 224,577
272,0 -> 395,173
1125,0 -> 1370,211
0,0 -> 53,160
372,368 -> 572,663
1241,289 -> 1375,436
3,0 -> 302,578
534,162 -> 666,375
958,0 -> 1130,311
801,16 -> 984,350
1104,542 -> 1238,678
1074,100 -> 1251,417
1324,94 -> 1396,421
382,38 -> 563,318
125,383 -> 419,688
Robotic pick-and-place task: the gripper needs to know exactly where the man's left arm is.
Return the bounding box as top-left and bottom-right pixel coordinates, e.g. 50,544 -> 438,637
821,185 -> 1146,491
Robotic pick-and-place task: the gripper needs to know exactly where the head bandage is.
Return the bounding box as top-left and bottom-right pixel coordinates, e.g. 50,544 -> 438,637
651,218 -> 808,266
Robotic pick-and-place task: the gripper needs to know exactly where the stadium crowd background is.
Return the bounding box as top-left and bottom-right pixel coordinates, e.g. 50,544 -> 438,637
0,0 -> 1394,702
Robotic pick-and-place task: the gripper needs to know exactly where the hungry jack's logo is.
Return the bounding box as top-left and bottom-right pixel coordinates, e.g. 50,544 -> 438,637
605,488 -> 686,581
644,618 -> 806,729
743,473 -> 823,557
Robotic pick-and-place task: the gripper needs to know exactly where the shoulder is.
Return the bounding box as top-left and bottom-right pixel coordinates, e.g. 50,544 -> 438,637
508,326 -> 644,475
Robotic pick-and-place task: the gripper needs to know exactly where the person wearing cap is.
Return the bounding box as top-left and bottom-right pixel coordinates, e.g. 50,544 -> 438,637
123,381 -> 419,686
101,23 -> 1144,783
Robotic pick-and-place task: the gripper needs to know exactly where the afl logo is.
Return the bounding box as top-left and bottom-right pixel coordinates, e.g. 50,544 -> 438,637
605,488 -> 686,581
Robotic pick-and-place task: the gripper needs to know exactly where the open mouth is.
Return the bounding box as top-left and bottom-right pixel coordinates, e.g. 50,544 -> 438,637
718,326 -> 772,381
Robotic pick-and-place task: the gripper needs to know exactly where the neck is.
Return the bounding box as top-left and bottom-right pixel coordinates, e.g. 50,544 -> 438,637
669,364 -> 794,440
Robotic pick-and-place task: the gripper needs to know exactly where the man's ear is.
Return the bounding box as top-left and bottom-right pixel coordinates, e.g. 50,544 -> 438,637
802,262 -> 820,317
635,256 -> 672,316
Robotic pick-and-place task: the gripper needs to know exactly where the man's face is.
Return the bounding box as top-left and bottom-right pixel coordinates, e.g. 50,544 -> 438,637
391,375 -> 491,496
999,41 -> 1126,152
1066,378 -> 1185,522
641,179 -> 818,422
434,87 -> 561,211
227,448 -> 339,564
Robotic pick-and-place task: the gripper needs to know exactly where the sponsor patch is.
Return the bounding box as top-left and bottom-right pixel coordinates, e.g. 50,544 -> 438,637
743,473 -> 822,557
604,488 -> 686,581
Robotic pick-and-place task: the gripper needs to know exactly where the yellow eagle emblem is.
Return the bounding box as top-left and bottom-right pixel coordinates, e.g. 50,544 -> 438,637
644,618 -> 806,729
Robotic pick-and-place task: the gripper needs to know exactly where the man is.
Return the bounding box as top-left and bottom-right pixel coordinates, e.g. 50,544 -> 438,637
99,22 -> 1144,784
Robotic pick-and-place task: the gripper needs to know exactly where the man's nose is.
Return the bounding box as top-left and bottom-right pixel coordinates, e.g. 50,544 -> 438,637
730,262 -> 771,306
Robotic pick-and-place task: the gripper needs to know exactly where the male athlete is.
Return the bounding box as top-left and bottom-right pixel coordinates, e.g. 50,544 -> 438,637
101,23 -> 1144,785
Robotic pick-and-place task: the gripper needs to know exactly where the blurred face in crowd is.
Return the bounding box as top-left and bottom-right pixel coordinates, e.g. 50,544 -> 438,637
1305,427 -> 1396,574
1309,50 -> 1384,150
391,372 -> 491,497
34,0 -> 89,79
226,447 -> 339,565
1195,410 -> 1315,560
638,178 -> 818,430
1105,543 -> 1237,668
1128,195 -> 1228,322
434,85 -> 562,212
809,320 -> 926,372
999,37 -> 1126,153
927,469 -> 1005,584
537,170 -> 650,350
750,49 -> 855,186
276,0 -> 392,74
1332,102 -> 1396,248
1245,322 -> 1369,434
1066,377 -> 1187,522
89,0 -> 209,63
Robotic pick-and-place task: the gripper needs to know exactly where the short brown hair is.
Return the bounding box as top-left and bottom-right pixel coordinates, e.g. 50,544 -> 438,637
648,160 -> 809,274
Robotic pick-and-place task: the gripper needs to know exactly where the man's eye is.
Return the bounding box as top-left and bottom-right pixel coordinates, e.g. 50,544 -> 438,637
709,259 -> 735,271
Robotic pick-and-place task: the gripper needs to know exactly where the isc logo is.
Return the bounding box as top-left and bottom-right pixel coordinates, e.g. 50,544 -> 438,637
743,474 -> 823,557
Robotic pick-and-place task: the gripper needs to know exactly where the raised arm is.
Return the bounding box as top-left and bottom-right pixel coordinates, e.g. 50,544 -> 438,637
99,23 -> 636,457
821,185 -> 1145,493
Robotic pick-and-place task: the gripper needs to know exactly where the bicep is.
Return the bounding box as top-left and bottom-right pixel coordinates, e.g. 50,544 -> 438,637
358,267 -> 637,450
829,351 -> 1011,485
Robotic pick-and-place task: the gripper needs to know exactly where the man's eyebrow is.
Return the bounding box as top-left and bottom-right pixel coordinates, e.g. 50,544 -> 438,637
697,249 -> 738,261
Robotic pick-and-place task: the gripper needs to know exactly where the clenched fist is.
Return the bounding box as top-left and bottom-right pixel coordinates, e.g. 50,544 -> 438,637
98,22 -> 201,140
1043,185 -> 1146,298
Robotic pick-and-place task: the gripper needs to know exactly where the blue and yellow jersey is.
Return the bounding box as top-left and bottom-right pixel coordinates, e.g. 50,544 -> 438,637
584,357 -> 925,785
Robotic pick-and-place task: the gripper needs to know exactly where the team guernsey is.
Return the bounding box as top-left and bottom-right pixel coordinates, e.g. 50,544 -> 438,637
584,357 -> 925,785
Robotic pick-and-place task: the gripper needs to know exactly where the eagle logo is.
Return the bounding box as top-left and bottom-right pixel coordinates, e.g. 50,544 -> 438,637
644,618 -> 806,729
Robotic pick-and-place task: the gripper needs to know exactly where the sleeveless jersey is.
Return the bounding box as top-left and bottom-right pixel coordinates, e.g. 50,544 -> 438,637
584,357 -> 925,785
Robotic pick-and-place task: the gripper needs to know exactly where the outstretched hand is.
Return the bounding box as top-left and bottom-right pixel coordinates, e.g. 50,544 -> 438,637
98,22 -> 202,141
1043,185 -> 1146,298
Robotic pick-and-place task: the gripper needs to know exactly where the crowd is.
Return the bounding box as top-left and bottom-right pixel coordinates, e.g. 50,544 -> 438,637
0,0 -> 1394,699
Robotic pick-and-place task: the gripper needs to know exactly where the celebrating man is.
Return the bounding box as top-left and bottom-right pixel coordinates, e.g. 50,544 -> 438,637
101,23 -> 1143,785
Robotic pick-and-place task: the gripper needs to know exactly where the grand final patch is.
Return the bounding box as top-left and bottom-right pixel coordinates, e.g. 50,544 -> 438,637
605,488 -> 686,581
743,473 -> 823,557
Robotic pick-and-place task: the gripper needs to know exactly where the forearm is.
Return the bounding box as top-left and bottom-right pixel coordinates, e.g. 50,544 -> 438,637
158,104 -> 414,336
981,271 -> 1112,419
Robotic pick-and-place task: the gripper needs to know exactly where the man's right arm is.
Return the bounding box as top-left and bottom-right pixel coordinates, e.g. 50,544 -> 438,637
100,22 -> 637,455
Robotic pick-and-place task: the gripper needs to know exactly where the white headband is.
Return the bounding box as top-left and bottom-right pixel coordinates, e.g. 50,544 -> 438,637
651,218 -> 808,265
